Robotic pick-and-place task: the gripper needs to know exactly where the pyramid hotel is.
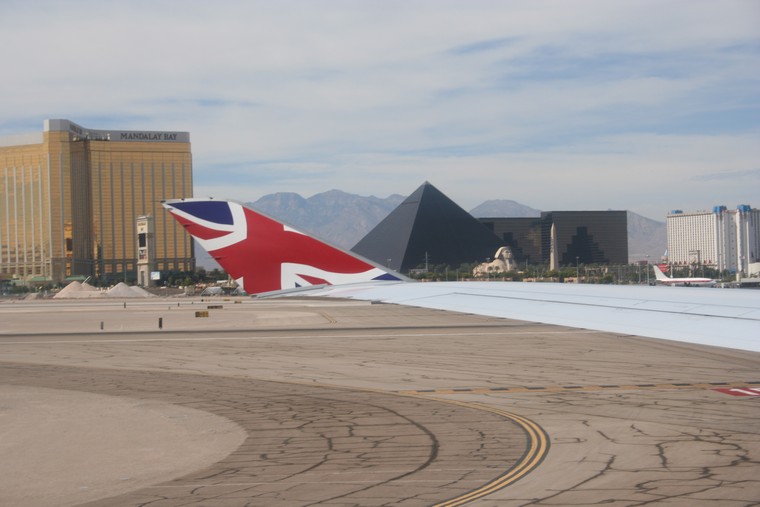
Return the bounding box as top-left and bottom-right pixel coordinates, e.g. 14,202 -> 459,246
0,119 -> 194,285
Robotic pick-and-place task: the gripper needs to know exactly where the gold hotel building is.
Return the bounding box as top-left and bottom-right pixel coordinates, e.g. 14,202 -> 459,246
0,119 -> 194,284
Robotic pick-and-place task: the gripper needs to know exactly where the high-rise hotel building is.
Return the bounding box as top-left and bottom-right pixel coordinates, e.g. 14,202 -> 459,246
0,119 -> 194,284
667,205 -> 760,276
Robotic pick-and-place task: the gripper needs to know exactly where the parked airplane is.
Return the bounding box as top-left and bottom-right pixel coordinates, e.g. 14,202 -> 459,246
652,264 -> 716,287
163,198 -> 760,352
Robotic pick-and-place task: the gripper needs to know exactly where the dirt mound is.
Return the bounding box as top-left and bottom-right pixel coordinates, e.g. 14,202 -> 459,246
54,281 -> 103,299
105,282 -> 154,298
126,285 -> 154,298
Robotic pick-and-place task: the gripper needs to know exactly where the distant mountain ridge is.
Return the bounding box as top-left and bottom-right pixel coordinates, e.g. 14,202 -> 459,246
470,199 -> 541,218
248,190 -> 406,249
626,211 -> 667,263
194,190 -> 665,269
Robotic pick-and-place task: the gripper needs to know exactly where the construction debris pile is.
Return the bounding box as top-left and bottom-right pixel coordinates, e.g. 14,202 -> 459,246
54,281 -> 154,299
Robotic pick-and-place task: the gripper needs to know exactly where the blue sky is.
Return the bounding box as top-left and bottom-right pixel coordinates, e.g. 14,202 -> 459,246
1,0 -> 758,221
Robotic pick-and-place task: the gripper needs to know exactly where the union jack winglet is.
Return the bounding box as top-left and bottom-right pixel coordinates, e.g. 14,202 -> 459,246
162,198 -> 404,295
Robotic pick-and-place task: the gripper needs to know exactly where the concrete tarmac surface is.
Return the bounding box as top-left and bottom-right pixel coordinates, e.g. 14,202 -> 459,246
1,296 -> 758,506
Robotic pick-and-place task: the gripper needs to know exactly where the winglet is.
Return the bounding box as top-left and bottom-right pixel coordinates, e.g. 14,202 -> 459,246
163,198 -> 406,295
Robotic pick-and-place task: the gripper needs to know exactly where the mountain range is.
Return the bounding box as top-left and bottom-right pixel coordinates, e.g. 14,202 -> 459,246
195,190 -> 666,269
250,190 -> 406,248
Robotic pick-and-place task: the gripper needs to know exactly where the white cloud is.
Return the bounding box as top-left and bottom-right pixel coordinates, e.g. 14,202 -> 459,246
1,0 -> 758,221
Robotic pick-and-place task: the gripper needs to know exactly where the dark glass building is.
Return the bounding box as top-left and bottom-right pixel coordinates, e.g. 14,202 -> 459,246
481,211 -> 628,266
480,217 -> 542,265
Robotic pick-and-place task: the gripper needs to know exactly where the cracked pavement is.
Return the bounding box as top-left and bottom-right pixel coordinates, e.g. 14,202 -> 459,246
1,297 -> 758,506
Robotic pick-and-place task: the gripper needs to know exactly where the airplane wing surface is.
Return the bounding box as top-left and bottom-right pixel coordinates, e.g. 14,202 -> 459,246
284,281 -> 760,352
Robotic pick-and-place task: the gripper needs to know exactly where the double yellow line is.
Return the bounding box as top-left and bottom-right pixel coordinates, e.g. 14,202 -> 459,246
247,376 -> 551,505
403,395 -> 550,506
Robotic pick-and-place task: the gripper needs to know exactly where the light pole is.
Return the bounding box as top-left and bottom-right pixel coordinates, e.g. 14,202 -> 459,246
576,256 -> 579,283
646,255 -> 650,285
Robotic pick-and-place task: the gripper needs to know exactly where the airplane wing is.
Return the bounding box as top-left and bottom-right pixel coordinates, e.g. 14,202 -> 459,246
285,281 -> 760,352
163,198 -> 760,353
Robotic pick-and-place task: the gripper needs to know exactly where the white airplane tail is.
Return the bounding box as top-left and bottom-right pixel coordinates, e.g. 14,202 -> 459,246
652,264 -> 670,281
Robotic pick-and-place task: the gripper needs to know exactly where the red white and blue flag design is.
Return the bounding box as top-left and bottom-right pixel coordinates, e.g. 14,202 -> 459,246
163,199 -> 401,294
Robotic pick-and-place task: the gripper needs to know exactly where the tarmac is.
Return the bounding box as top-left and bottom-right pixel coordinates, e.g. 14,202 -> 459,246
1,295 -> 759,506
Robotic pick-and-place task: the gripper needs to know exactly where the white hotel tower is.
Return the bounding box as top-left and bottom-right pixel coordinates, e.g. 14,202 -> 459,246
667,205 -> 760,277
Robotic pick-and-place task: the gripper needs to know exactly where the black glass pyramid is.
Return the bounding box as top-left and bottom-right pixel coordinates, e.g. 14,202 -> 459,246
352,182 -> 502,272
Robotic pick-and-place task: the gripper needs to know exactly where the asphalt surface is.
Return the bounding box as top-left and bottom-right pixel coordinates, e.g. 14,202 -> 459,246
1,296 -> 758,506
